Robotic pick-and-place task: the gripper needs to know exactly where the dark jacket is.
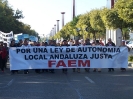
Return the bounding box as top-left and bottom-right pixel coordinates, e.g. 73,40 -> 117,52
0,47 -> 7,59
61,44 -> 70,46
106,42 -> 115,46
85,42 -> 91,45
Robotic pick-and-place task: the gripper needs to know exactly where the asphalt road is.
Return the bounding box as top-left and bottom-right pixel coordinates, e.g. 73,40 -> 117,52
0,67 -> 133,99
0,51 -> 133,99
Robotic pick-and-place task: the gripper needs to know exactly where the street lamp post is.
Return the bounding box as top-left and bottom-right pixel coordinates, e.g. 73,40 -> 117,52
72,0 -> 76,40
54,24 -> 56,35
61,12 -> 65,27
50,30 -> 52,37
73,0 -> 75,19
61,12 -> 65,40
52,28 -> 54,36
56,20 -> 60,32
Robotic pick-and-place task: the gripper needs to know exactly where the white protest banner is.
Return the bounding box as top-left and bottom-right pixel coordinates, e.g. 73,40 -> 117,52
29,36 -> 36,41
17,35 -> 24,40
23,34 -> 29,38
9,46 -> 128,70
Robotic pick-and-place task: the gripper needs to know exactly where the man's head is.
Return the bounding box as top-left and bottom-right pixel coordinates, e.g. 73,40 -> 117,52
48,40 -> 52,45
70,39 -> 73,42
41,42 -> 45,46
74,40 -> 79,45
85,39 -> 90,43
37,42 -> 40,46
80,39 -> 84,45
11,40 -> 15,45
108,38 -> 112,43
0,41 -> 3,46
63,40 -> 67,45
23,39 -> 28,45
99,39 -> 102,42
44,42 -> 48,46
122,40 -> 125,46
96,40 -> 99,44
50,40 -> 55,45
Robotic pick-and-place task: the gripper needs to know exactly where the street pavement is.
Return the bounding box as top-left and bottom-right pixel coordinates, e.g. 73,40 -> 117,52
0,51 -> 133,99
0,67 -> 133,99
129,49 -> 133,56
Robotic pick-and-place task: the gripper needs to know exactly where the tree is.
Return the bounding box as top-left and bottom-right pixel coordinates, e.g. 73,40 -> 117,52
0,0 -> 14,32
114,0 -> 133,23
57,15 -> 81,39
100,8 -> 133,39
100,8 -> 122,29
62,22 -> 72,36
0,0 -> 38,37
14,9 -> 24,19
67,15 -> 81,38
76,13 -> 95,39
89,9 -> 105,40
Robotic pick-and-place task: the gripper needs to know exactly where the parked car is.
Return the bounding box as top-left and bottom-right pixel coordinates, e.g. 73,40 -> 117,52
125,40 -> 130,45
126,41 -> 133,48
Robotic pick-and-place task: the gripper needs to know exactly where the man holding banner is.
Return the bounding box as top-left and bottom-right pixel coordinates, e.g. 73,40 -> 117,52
21,39 -> 31,74
106,38 -> 115,72
48,40 -> 56,73
61,40 -> 70,74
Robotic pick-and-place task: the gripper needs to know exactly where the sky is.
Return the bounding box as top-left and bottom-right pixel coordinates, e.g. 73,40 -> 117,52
7,0 -> 107,37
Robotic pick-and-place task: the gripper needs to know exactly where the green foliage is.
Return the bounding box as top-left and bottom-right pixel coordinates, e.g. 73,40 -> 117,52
128,55 -> 133,62
56,15 -> 81,39
76,13 -> 95,39
100,7 -> 133,39
89,9 -> 105,31
100,8 -> 123,29
115,0 -> 133,23
0,0 -> 38,36
56,0 -> 133,40
14,9 -> 24,19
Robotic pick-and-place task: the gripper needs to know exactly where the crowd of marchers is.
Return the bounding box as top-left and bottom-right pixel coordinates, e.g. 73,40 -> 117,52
0,38 -> 128,75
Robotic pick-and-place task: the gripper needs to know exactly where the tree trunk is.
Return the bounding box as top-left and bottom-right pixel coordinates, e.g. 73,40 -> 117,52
105,35 -> 106,44
93,32 -> 96,41
99,34 -> 100,40
88,34 -> 90,39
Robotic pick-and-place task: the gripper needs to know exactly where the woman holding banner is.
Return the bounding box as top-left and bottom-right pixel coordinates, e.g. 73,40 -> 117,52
106,38 -> 115,72
61,40 -> 70,74
93,40 -> 102,72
